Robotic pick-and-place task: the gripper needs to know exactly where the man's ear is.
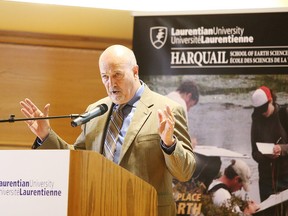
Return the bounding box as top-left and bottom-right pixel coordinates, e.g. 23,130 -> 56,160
236,176 -> 242,183
133,65 -> 139,75
183,93 -> 192,102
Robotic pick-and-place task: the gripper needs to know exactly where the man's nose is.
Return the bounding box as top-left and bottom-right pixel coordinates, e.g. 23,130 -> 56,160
108,76 -> 115,86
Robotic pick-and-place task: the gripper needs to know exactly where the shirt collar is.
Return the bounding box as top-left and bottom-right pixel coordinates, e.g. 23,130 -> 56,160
127,81 -> 144,107
113,81 -> 144,109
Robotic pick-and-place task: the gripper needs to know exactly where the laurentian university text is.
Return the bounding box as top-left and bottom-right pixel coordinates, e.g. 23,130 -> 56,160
0,179 -> 62,196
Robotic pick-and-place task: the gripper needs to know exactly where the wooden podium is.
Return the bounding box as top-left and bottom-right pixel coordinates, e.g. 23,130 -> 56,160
0,150 -> 157,216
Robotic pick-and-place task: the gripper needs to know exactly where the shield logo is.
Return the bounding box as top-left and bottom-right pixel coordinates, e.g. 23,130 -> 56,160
150,26 -> 168,49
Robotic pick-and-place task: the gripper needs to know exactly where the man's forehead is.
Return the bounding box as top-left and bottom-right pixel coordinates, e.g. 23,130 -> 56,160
100,68 -> 124,75
101,62 -> 129,70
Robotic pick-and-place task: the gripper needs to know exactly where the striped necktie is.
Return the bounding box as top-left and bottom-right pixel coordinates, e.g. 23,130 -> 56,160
103,104 -> 125,162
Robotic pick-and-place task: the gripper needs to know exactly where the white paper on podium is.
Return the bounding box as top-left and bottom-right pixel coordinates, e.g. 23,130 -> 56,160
194,145 -> 249,158
256,142 -> 274,154
257,189 -> 288,212
0,150 -> 70,216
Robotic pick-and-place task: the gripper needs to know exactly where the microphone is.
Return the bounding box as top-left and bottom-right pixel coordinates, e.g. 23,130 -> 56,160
71,104 -> 108,127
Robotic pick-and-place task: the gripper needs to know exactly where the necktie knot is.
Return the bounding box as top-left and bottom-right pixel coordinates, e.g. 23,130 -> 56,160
115,103 -> 125,116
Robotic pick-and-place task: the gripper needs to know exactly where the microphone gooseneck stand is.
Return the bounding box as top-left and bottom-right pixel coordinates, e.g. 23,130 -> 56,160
0,114 -> 80,125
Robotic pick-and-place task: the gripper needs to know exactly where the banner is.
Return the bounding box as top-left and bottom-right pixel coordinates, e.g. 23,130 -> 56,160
133,10 -> 288,216
133,11 -> 288,75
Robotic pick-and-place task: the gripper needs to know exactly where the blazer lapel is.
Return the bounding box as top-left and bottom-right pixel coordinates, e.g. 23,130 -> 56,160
118,86 -> 153,163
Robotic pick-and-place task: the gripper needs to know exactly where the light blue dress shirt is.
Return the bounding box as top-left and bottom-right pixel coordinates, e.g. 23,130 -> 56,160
113,83 -> 145,163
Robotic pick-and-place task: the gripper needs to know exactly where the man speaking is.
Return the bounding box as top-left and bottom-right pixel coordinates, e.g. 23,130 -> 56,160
20,44 -> 196,216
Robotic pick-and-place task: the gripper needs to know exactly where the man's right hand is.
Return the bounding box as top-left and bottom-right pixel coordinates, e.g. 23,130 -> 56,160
20,98 -> 51,141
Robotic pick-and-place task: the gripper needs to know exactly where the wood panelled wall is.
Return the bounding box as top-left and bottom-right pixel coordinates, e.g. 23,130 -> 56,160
0,30 -> 131,149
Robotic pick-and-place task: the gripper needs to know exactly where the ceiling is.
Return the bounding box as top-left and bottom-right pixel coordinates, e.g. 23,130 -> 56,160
7,0 -> 288,12
1,0 -> 288,41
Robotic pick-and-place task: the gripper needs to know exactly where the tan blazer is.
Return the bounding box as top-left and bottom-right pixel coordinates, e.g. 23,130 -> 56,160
38,85 -> 196,216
